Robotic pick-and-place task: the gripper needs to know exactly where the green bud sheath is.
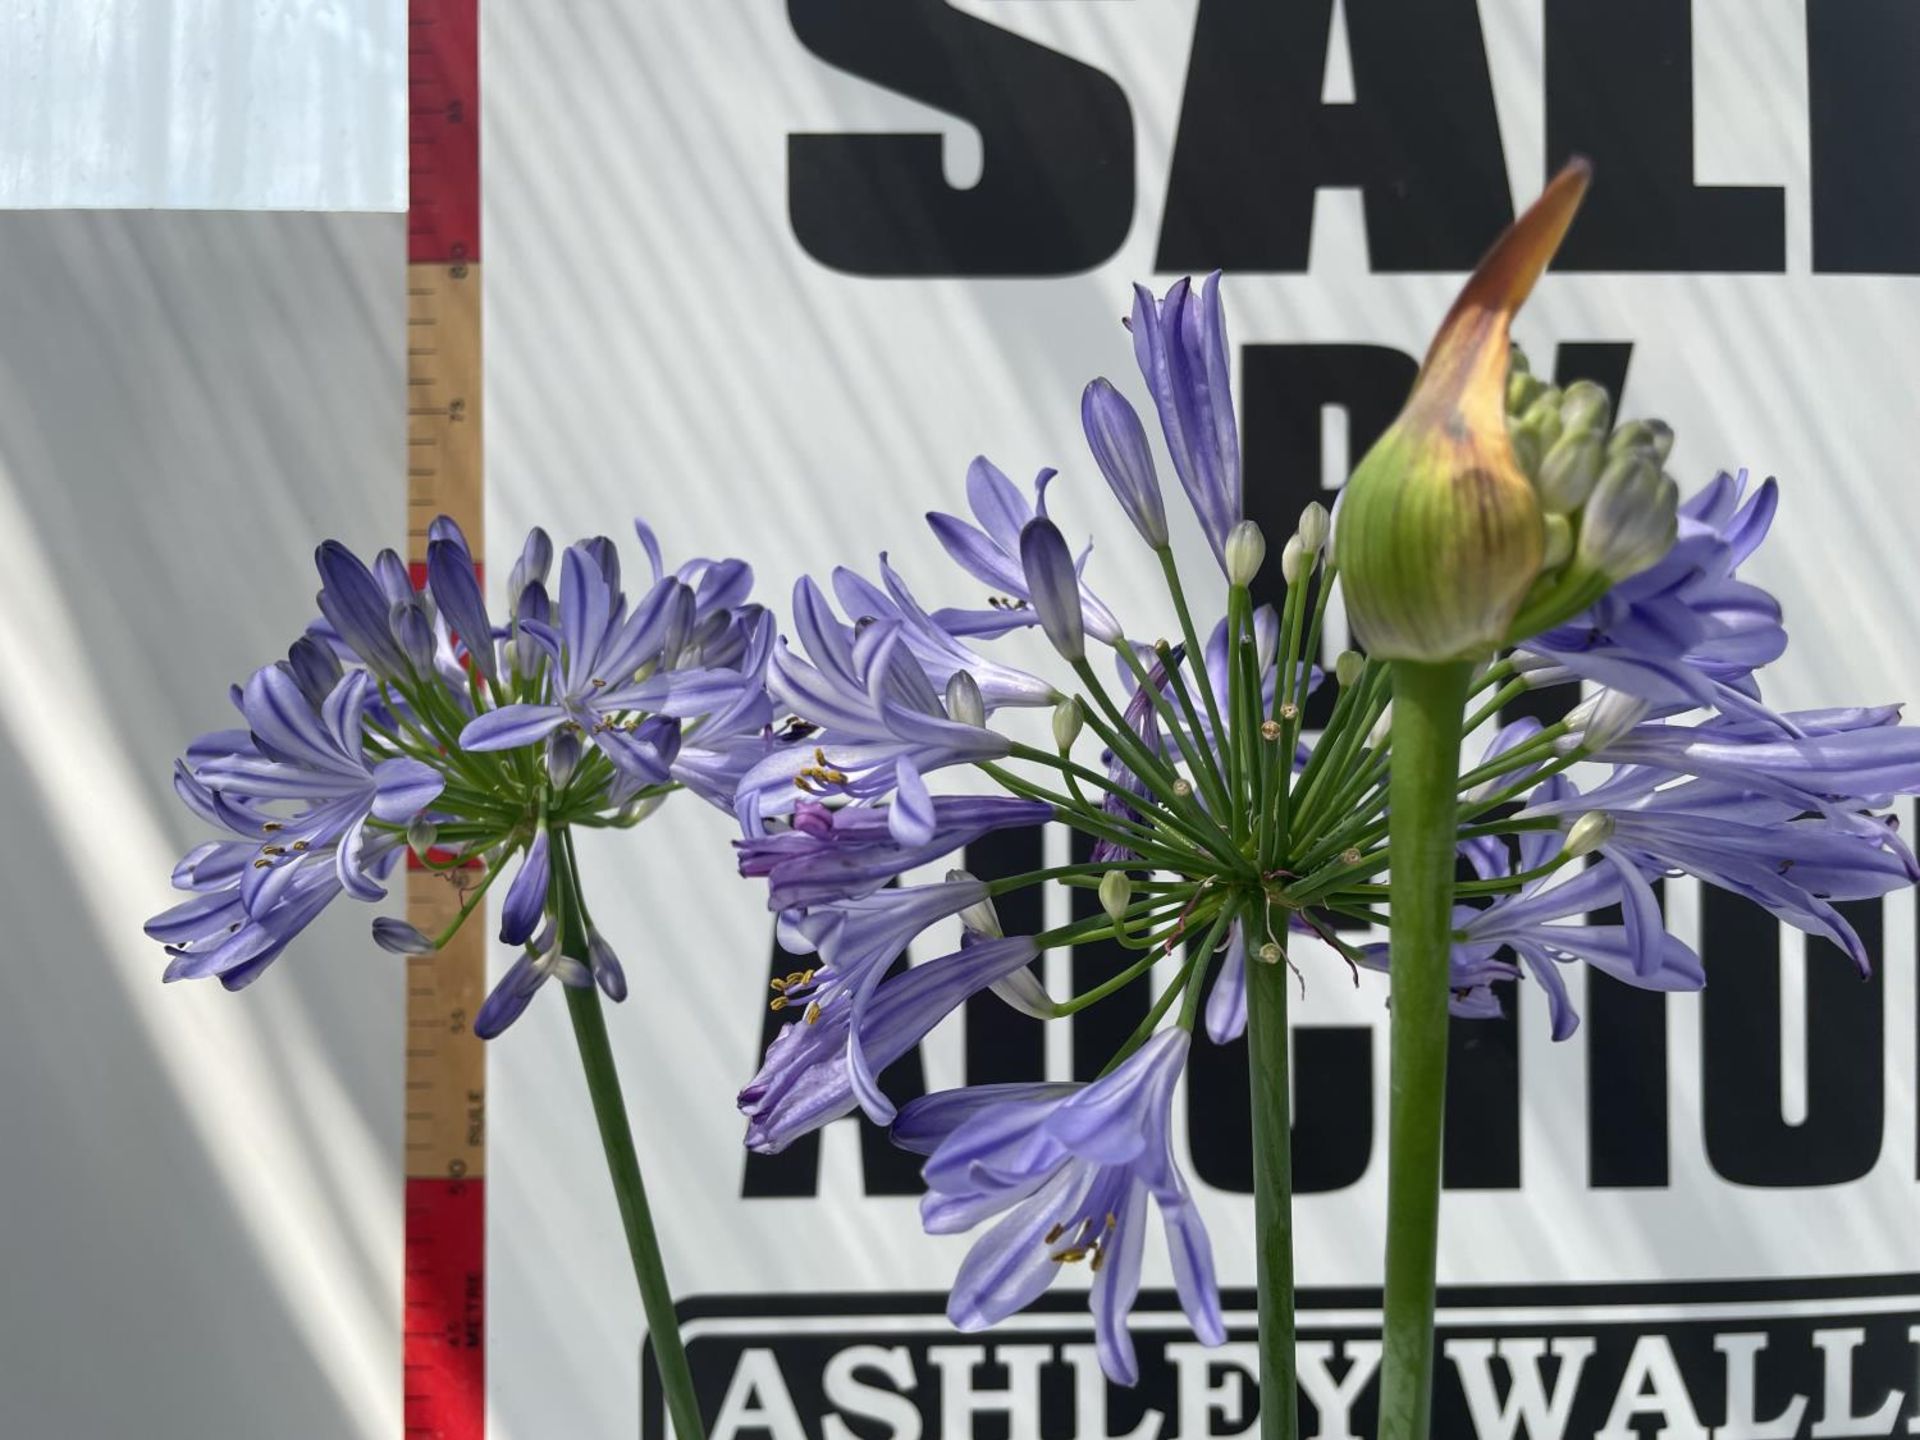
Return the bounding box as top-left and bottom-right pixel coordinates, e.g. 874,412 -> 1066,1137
1335,159 -> 1592,663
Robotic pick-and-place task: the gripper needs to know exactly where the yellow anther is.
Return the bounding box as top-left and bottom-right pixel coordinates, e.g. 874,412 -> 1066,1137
590,677 -> 607,689
261,845 -> 286,857
290,840 -> 309,852
1091,1247 -> 1108,1272
261,822 -> 284,833
805,1002 -> 823,1025
770,977 -> 789,992
252,858 -> 272,869
769,996 -> 788,1012
1045,1223 -> 1066,1245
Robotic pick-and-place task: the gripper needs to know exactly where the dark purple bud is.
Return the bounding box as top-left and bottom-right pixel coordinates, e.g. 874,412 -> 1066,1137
587,929 -> 627,1001
285,635 -> 342,710
427,537 -> 498,686
498,830 -> 552,946
1018,517 -> 1086,662
372,548 -> 413,607
390,598 -> 436,674
372,917 -> 437,955
1081,378 -> 1168,548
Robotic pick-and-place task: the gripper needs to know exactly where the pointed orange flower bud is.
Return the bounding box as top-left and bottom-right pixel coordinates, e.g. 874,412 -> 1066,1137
1334,159 -> 1593,662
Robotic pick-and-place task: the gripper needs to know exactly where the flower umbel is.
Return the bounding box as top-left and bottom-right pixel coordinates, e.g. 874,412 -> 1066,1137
151,517 -> 782,1037
730,211 -> 1920,1397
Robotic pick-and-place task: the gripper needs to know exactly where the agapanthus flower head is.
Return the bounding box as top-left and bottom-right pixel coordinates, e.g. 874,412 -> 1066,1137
895,1029 -> 1224,1386
151,516 -> 780,1033
731,247 -> 1920,1381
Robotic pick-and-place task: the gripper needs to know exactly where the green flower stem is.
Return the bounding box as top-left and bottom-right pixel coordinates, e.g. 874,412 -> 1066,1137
1377,659 -> 1473,1440
1113,642 -> 1234,825
552,843 -> 705,1440
1245,908 -> 1298,1440
1158,548 -> 1234,793
1460,677 -> 1529,736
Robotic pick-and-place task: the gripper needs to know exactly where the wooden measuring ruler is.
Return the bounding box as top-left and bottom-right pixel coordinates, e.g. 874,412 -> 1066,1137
404,1 -> 486,1436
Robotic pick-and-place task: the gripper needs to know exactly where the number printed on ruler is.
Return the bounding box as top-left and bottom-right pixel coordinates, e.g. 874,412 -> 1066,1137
405,260 -> 482,568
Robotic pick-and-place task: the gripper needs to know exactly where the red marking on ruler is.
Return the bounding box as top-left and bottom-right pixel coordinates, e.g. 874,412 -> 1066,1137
403,1178 -> 486,1439
409,0 -> 481,265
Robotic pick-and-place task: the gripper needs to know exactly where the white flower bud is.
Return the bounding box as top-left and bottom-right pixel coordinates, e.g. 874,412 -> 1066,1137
1607,418 -> 1675,466
1368,702 -> 1394,750
1295,501 -> 1330,558
1052,697 -> 1084,753
1537,431 -> 1604,514
1578,453 -> 1678,583
945,669 -> 986,728
1279,534 -> 1306,584
1558,380 -> 1612,437
947,869 -> 1003,939
1541,513 -> 1573,570
546,727 -> 582,789
1225,520 -> 1267,587
1334,650 -> 1366,688
1099,870 -> 1133,923
1562,688 -> 1651,752
1563,811 -> 1616,858
406,816 -> 438,857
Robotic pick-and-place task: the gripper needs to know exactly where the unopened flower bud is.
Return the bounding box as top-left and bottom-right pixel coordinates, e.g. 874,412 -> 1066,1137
1335,651 -> 1366,688
1335,160 -> 1591,661
406,816 -> 438,857
1541,513 -> 1573,570
1505,356 -> 1547,415
1225,520 -> 1267,587
1368,703 -> 1394,749
1577,453 -> 1678,583
1296,501 -> 1330,558
1563,811 -> 1615,858
945,669 -> 986,728
947,869 -> 1003,939
1607,418 -> 1675,466
1537,431 -> 1605,513
1099,870 -> 1133,923
1563,688 -> 1651,752
391,599 -> 436,673
1019,517 -> 1086,662
1052,697 -> 1084,752
1518,392 -> 1565,453
587,927 -> 628,1001
1082,378 -> 1169,548
372,917 -> 438,955
546,727 -> 582,788
1558,380 -> 1612,437
1279,534 -> 1306,583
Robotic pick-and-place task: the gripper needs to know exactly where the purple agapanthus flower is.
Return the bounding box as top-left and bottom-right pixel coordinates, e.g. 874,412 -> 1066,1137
1522,470 -> 1786,723
928,459 -> 1123,644
737,796 -> 1051,911
1520,758 -> 1918,977
770,876 -> 997,1118
741,934 -> 1040,1151
147,663 -> 442,988
460,543 -> 755,782
153,514 -> 776,1043
1130,273 -> 1240,569
1361,777 -> 1706,1040
734,579 -> 1012,827
893,1029 -> 1225,1385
